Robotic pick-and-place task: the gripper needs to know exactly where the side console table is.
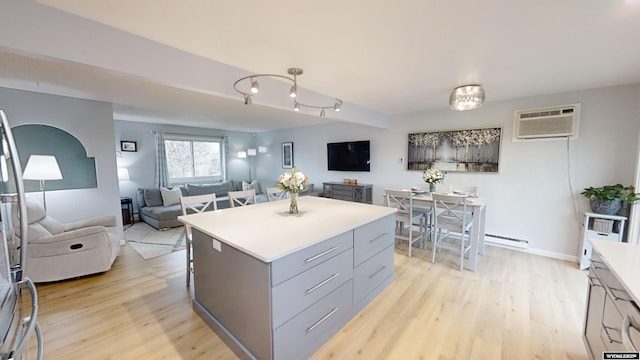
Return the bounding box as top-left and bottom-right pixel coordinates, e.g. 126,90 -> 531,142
121,197 -> 134,225
322,182 -> 373,204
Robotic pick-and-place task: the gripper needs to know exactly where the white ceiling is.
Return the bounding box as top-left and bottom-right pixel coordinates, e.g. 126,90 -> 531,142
2,0 -> 640,131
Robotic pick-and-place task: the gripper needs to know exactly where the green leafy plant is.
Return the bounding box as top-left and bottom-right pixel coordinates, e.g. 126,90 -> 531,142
580,184 -> 640,203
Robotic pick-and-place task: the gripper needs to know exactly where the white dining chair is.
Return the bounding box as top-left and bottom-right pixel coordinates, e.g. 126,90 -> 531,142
411,189 -> 434,243
180,193 -> 217,285
431,193 -> 474,271
265,187 -> 286,202
228,189 -> 257,207
384,188 -> 426,257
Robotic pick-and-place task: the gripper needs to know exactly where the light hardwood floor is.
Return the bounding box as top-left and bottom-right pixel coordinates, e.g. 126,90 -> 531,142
27,239 -> 590,359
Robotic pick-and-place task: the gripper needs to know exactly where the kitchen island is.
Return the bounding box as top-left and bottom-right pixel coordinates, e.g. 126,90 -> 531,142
584,239 -> 640,357
178,196 -> 396,360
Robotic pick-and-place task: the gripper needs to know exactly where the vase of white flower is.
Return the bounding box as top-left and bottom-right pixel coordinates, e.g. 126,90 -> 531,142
422,168 -> 445,193
289,193 -> 298,214
277,167 -> 308,214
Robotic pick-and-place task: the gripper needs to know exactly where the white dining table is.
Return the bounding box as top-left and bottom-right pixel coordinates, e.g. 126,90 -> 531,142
412,193 -> 487,272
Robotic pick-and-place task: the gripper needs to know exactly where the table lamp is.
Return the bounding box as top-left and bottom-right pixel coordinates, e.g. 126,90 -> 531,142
22,155 -> 63,211
117,167 -> 130,181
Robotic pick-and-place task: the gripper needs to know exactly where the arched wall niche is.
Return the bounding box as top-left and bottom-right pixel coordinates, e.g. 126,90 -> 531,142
12,124 -> 97,192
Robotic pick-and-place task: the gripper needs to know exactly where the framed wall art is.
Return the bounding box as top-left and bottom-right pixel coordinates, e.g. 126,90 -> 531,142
120,141 -> 137,152
407,127 -> 502,173
281,142 -> 293,168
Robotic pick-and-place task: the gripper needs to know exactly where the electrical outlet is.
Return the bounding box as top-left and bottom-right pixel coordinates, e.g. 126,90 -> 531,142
400,157 -> 404,164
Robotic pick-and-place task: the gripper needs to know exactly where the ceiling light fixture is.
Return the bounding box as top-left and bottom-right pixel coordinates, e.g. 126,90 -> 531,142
449,85 -> 485,111
234,67 -> 343,117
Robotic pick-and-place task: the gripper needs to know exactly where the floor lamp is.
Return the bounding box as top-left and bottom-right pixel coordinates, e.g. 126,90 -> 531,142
22,155 -> 63,211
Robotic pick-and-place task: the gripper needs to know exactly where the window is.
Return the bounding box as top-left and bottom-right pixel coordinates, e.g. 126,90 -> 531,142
164,134 -> 225,184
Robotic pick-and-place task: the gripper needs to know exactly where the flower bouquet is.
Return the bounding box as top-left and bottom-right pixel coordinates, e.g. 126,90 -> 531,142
422,168 -> 445,192
277,167 -> 308,214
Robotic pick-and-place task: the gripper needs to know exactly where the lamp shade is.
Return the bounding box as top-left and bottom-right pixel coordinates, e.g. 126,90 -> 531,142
23,155 -> 63,180
117,167 -> 130,181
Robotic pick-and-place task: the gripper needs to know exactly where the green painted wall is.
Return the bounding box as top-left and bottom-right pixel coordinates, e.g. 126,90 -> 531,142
13,124 -> 97,192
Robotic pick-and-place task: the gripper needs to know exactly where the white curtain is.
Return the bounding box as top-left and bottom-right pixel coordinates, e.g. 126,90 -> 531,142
153,130 -> 169,187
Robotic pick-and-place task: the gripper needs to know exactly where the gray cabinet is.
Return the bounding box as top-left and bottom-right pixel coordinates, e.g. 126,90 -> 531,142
583,249 -> 640,358
323,182 -> 373,204
192,213 -> 395,359
583,264 -> 606,357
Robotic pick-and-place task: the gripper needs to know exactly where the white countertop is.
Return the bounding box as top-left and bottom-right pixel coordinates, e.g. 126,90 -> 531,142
178,196 -> 396,263
591,239 -> 640,304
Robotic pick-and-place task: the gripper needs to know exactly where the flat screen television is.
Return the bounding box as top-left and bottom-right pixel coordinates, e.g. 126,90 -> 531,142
327,140 -> 370,172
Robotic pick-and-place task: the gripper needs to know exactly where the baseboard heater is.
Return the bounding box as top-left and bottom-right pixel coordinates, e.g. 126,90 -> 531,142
485,233 -> 529,249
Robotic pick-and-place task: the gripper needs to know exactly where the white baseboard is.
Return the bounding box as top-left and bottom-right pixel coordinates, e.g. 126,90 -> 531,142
485,242 -> 578,263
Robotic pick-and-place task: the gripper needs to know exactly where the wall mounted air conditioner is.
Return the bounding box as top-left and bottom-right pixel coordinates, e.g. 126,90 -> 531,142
512,103 -> 580,142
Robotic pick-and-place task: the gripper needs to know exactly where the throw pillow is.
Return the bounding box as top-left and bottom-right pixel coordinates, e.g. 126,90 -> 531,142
143,188 -> 163,207
160,187 -> 182,206
242,180 -> 261,194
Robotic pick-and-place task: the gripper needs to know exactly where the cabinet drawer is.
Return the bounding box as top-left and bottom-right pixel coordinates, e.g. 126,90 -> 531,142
271,231 -> 353,286
354,245 -> 394,305
332,188 -> 353,196
584,274 -> 607,359
354,214 -> 395,266
272,249 -> 353,328
273,279 -> 353,360
586,230 -> 620,242
602,295 -> 625,351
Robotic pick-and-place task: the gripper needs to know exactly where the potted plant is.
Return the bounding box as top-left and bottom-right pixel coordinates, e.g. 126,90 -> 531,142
580,184 -> 640,215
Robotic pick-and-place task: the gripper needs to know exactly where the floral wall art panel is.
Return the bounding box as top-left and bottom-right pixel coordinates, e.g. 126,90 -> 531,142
408,127 -> 502,173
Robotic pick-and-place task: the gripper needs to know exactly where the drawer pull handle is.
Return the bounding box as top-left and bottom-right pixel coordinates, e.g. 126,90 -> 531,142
622,315 -> 640,352
306,307 -> 339,333
601,324 -> 622,344
305,247 -> 338,263
306,273 -> 340,294
592,264 -> 609,271
587,275 -> 602,287
608,285 -> 633,302
369,265 -> 388,279
369,233 -> 388,243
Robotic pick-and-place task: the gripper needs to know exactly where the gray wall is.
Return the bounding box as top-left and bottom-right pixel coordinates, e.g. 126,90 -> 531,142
113,120 -> 258,210
0,87 -> 122,232
255,84 -> 640,260
4,83 -> 638,261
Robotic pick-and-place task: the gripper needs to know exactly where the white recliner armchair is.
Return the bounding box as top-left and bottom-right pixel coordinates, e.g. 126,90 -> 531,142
16,197 -> 120,283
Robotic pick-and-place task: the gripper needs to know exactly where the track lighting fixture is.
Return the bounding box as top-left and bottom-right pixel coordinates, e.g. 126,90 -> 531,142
250,78 -> 259,94
234,67 -> 343,117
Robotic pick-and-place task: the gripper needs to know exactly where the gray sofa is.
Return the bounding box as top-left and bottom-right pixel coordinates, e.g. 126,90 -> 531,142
136,180 -> 264,229
136,181 -> 319,230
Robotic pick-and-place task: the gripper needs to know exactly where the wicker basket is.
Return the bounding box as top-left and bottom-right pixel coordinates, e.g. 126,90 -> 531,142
592,218 -> 614,233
